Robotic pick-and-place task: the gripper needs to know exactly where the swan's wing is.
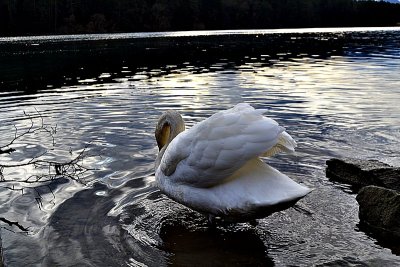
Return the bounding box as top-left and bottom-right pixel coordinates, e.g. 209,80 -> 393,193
262,131 -> 297,157
164,158 -> 311,220
158,103 -> 296,188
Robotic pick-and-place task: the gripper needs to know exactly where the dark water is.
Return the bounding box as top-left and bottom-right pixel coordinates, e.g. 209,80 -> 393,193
1,27 -> 400,266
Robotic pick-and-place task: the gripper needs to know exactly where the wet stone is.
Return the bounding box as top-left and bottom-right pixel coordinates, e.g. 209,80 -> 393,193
356,186 -> 400,242
326,158 -> 400,191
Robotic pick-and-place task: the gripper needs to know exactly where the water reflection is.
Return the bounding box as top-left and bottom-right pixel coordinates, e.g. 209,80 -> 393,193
1,28 -> 400,266
159,220 -> 274,266
1,29 -> 348,94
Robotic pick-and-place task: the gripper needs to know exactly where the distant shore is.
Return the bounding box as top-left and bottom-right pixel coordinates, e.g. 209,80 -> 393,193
1,0 -> 400,37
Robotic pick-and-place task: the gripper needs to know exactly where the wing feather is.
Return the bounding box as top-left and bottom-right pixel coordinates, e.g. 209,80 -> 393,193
262,131 -> 297,157
159,103 -> 296,188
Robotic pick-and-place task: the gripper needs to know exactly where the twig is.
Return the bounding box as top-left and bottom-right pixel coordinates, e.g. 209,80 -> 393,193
0,109 -> 97,233
0,110 -> 95,190
0,109 -> 55,152
0,148 -> 16,154
0,217 -> 29,232
0,143 -> 93,185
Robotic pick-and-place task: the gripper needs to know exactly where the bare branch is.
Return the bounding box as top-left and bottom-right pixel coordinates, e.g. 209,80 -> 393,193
0,217 -> 29,232
0,110 -> 98,234
0,143 -> 94,187
0,110 -> 95,191
0,109 -> 55,152
0,148 -> 16,154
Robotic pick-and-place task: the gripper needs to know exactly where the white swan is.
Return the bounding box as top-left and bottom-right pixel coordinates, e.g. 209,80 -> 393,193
155,103 -> 311,222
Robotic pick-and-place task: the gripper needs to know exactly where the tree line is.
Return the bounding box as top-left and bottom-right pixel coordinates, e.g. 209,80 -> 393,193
0,0 -> 400,36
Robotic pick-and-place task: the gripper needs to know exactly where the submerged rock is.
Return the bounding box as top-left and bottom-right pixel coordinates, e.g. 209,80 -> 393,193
326,158 -> 400,191
356,186 -> 400,241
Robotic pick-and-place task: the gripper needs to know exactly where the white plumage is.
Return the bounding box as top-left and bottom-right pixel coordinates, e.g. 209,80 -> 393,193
155,103 -> 311,222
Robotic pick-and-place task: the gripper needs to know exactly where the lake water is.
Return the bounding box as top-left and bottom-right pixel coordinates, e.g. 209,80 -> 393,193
1,27 -> 400,266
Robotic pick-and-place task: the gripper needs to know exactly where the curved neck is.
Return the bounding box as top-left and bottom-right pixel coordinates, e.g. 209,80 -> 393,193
155,110 -> 185,169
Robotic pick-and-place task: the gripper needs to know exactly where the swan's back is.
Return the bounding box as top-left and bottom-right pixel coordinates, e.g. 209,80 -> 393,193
158,103 -> 295,187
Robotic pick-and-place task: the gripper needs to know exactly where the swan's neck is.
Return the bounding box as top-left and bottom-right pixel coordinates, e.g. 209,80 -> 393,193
155,110 -> 185,169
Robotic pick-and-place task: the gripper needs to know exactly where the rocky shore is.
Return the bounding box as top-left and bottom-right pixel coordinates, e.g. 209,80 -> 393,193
326,158 -> 400,191
326,158 -> 400,254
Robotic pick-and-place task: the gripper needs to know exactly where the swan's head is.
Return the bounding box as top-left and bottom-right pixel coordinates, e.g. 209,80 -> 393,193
155,110 -> 185,151
155,110 -> 185,170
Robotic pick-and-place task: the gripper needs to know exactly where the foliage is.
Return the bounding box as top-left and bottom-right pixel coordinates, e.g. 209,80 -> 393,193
0,0 -> 399,36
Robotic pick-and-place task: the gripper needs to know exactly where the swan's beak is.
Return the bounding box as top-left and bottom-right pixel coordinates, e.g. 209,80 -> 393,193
156,123 -> 171,151
156,136 -> 163,151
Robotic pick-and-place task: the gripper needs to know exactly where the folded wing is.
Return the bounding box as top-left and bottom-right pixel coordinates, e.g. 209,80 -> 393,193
158,103 -> 297,187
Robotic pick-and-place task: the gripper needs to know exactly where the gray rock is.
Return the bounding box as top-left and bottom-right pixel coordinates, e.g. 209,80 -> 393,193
356,186 -> 400,241
326,158 -> 400,191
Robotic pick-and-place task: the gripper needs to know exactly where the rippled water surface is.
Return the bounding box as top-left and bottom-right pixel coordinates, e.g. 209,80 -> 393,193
1,28 -> 400,266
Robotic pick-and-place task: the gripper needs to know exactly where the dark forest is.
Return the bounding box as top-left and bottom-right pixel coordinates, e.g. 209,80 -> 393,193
1,0 -> 400,36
